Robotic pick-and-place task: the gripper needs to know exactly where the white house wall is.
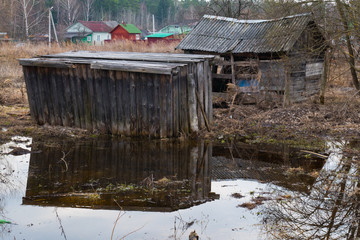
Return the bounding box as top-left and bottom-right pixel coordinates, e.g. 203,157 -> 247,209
92,32 -> 111,46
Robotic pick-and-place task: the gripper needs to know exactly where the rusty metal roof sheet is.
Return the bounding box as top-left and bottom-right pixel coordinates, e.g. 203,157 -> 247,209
176,13 -> 313,54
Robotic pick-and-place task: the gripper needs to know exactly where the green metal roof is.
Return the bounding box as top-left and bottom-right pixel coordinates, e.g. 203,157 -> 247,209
119,24 -> 141,34
146,33 -> 174,38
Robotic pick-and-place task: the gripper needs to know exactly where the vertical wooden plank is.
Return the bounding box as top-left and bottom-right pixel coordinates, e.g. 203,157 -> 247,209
203,60 -> 209,124
87,67 -> 96,131
68,66 -> 80,128
140,73 -> 149,137
45,67 -> 57,125
231,53 -> 236,84
23,66 -> 39,123
135,72 -> 142,136
50,67 -> 62,125
101,70 -> 111,133
153,74 -> 160,138
159,74 -> 167,138
166,74 -> 173,137
109,70 -> 118,134
80,64 -> 92,130
94,69 -> 105,132
75,65 -> 86,129
148,74 -> 156,137
116,71 -> 124,135
62,66 -> 74,126
36,67 -> 50,124
172,69 -> 179,137
207,61 -> 213,123
180,65 -> 189,134
123,71 -> 131,136
187,73 -> 198,132
197,62 -> 205,129
54,68 -> 67,126
129,72 -> 136,136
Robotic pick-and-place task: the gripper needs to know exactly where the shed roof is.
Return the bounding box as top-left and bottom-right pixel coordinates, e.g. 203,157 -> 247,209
78,21 -> 113,33
146,33 -> 174,38
176,13 -> 316,54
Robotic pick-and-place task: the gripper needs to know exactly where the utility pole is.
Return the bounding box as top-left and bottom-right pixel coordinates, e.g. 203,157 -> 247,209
48,7 -> 52,47
152,14 -> 155,33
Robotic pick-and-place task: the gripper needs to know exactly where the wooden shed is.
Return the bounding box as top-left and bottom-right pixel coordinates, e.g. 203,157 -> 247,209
19,51 -> 214,138
176,13 -> 328,103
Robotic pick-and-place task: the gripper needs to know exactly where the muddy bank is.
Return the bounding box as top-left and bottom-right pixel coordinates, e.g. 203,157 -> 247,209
0,87 -> 359,146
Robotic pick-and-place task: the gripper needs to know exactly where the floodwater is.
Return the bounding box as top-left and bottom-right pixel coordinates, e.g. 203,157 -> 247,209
0,137 -> 358,239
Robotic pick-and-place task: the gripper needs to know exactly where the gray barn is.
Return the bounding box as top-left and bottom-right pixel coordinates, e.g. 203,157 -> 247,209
177,13 -> 327,103
20,52 -> 214,138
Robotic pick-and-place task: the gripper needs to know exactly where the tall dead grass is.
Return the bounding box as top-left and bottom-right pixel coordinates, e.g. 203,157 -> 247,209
0,40 -> 182,104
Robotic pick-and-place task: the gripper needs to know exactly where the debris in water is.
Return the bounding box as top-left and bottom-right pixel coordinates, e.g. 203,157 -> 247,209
189,230 -> 199,240
238,202 -> 257,210
231,193 -> 244,199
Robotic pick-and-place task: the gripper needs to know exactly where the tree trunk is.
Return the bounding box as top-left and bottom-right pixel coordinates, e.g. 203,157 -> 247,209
335,0 -> 360,91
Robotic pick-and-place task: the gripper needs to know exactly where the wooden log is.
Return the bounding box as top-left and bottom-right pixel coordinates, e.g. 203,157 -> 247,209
187,73 -> 199,132
203,61 -> 209,125
195,63 -> 204,129
207,62 -> 213,123
166,75 -> 173,137
231,54 -> 235,84
69,66 -> 81,128
181,65 -> 190,134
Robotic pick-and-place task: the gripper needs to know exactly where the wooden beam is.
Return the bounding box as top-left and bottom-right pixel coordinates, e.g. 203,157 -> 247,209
230,54 -> 235,84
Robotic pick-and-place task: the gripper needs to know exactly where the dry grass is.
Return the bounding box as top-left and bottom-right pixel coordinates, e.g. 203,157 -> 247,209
0,41 -> 181,105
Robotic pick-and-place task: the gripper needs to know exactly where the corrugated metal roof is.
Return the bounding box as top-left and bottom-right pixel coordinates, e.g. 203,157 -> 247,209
78,21 -> 113,33
176,13 -> 314,54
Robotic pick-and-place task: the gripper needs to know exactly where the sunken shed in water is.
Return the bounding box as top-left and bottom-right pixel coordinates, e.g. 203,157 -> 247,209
20,52 -> 214,138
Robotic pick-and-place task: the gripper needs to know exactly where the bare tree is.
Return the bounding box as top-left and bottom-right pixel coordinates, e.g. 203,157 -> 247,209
207,0 -> 254,19
59,0 -> 80,26
81,0 -> 95,21
17,0 -> 45,39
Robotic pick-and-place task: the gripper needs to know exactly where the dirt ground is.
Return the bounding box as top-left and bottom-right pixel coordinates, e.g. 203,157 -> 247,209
0,44 -> 359,146
1,82 -> 359,147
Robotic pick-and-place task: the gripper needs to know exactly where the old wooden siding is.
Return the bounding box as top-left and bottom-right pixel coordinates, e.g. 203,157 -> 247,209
20,52 -> 214,138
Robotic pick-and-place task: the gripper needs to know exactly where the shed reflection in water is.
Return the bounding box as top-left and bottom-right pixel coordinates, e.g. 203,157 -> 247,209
24,139 -> 218,211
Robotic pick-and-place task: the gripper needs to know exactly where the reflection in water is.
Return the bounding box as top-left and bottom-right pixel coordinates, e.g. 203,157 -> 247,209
24,139 -> 218,211
262,140 -> 360,240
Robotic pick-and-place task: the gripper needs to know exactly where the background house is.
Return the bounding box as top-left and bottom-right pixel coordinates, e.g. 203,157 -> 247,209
177,13 -> 327,103
146,33 -> 175,44
110,23 -> 142,41
158,24 -> 193,35
65,21 -> 117,46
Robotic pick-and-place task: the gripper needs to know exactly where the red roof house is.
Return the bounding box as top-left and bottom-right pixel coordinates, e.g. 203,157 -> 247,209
110,23 -> 142,41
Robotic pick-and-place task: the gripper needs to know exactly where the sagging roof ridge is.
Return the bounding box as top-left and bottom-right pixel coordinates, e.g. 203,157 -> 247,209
202,13 -> 313,24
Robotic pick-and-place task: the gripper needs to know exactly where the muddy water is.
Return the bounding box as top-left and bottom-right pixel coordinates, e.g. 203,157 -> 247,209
0,137 -> 357,239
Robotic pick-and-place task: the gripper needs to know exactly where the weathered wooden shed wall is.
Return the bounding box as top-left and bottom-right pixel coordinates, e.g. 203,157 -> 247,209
20,52 -> 214,138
